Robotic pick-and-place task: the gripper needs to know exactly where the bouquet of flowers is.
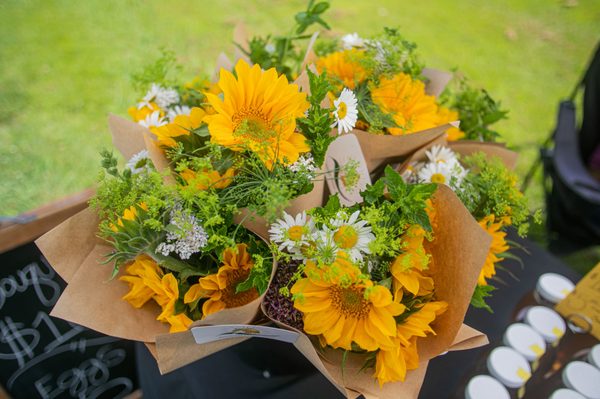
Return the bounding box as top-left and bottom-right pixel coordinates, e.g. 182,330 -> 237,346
37,50 -> 342,356
400,141 -> 535,310
254,167 -> 490,397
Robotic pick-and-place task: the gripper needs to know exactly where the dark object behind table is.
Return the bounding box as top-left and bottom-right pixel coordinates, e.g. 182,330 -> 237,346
543,42 -> 600,248
0,242 -> 138,399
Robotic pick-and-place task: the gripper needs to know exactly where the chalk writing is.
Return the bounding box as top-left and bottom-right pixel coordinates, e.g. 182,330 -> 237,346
0,260 -> 61,310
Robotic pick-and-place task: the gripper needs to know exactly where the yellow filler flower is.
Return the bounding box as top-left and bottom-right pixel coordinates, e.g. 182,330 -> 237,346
292,254 -> 405,352
205,60 -> 310,168
184,243 -> 259,317
151,107 -> 207,148
371,73 -> 439,135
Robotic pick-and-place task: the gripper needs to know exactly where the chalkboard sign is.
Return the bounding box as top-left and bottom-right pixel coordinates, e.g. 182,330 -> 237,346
0,242 -> 138,399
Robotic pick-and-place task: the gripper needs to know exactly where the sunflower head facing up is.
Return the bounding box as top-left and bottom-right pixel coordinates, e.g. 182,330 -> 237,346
205,59 -> 310,168
370,73 -> 439,135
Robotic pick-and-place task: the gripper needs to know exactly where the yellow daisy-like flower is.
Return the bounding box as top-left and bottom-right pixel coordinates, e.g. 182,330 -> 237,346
292,254 -> 405,352
180,167 -> 235,190
120,255 -> 163,308
390,225 -> 434,299
316,49 -> 367,90
478,214 -> 510,285
128,102 -> 162,122
205,59 -> 310,168
436,106 -> 465,141
374,300 -> 447,385
119,255 -> 192,333
371,73 -> 439,135
151,107 -> 207,148
184,243 -> 258,318
110,202 -> 148,232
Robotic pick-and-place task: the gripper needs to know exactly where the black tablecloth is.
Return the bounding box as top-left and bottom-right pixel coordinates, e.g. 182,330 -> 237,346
136,231 -> 583,399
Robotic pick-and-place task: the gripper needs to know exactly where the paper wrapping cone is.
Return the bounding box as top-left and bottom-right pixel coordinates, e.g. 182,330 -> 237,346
351,124 -> 457,174
248,184 -> 491,399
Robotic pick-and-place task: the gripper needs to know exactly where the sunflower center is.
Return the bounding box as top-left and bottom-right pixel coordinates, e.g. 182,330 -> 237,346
232,109 -> 275,140
221,268 -> 259,308
430,173 -> 446,184
330,285 -> 370,319
287,225 -> 304,241
333,225 -> 359,249
337,102 -> 348,119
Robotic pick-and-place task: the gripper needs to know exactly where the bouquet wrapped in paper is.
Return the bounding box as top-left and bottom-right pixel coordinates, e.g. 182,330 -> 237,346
37,46 -> 341,357
250,167 -> 491,398
398,139 -> 536,310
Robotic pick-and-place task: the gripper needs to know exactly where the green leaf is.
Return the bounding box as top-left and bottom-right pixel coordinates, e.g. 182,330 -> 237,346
470,284 -> 496,312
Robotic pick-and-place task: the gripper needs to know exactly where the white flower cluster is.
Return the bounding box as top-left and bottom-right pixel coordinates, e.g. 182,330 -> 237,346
341,32 -> 365,50
269,210 -> 375,266
125,150 -> 151,175
289,154 -> 318,179
140,83 -> 180,110
403,145 -> 469,192
156,208 -> 208,260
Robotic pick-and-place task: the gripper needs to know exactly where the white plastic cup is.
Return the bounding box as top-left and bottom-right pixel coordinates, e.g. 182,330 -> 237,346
536,273 -> 575,304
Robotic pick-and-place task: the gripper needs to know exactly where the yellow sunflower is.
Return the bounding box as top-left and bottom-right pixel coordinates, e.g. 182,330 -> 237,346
184,243 -> 259,318
370,73 -> 439,135
110,202 -> 148,232
478,214 -> 510,285
436,106 -> 465,141
151,107 -> 207,148
291,254 -> 405,352
374,300 -> 447,385
180,167 -> 235,190
205,59 -> 310,168
316,49 -> 368,90
390,225 -> 434,299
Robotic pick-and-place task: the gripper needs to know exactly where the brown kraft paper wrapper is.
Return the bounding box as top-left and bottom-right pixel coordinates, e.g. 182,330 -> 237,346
227,184 -> 489,399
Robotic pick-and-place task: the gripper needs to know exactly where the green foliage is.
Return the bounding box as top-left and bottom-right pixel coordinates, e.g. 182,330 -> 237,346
440,76 -> 508,142
313,37 -> 338,56
363,27 -> 424,79
130,48 -> 181,94
458,153 -> 532,235
470,284 -> 496,312
236,253 -> 273,295
296,68 -> 336,166
242,0 -> 331,80
353,82 -> 397,133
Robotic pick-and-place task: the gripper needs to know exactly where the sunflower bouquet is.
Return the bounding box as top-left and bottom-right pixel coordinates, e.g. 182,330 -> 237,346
400,142 -> 534,310
256,167 -> 491,397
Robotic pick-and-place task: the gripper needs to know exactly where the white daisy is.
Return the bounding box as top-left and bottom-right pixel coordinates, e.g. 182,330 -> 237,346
139,83 -> 180,110
425,145 -> 459,167
341,33 -> 364,50
269,211 -> 314,254
329,210 -> 374,262
333,88 -> 358,134
138,111 -> 167,129
417,162 -> 454,186
307,228 -> 340,264
167,105 -> 192,122
125,150 -> 151,174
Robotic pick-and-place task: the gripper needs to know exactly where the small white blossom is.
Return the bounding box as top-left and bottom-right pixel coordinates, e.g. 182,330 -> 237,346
125,150 -> 151,175
265,43 -> 276,54
167,105 -> 192,122
139,83 -> 180,110
341,33 -> 365,50
289,154 -> 318,179
138,111 -> 167,128
156,208 -> 208,260
333,88 -> 358,134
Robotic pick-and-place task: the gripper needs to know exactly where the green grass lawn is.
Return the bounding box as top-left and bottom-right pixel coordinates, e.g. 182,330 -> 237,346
1,0 -> 599,217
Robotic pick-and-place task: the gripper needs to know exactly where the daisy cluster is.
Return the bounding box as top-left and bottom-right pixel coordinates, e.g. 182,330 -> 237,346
269,209 -> 374,265
402,145 -> 468,191
136,84 -> 192,129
